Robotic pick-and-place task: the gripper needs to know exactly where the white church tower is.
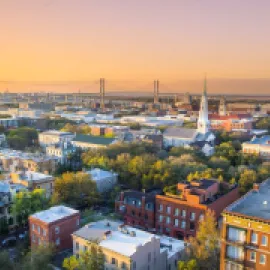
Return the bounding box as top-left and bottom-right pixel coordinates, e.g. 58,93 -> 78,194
197,77 -> 210,134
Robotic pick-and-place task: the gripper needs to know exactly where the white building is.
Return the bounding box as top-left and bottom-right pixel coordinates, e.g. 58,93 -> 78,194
86,168 -> 118,192
72,219 -> 185,270
39,130 -> 75,147
163,78 -> 215,156
242,135 -> 270,160
46,143 -> 76,164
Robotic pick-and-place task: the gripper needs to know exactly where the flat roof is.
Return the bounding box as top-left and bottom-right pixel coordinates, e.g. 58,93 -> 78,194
225,178 -> 270,221
73,219 -> 185,257
30,205 -> 79,223
15,171 -> 53,182
86,168 -> 117,181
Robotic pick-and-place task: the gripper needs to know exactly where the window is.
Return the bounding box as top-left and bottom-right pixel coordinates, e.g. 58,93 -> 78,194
166,217 -> 171,224
259,254 -> 266,265
55,226 -> 60,234
227,245 -> 244,260
261,235 -> 268,246
174,219 -> 179,227
250,251 -> 256,262
251,232 -> 257,244
166,206 -> 171,214
133,261 -> 136,270
190,222 -> 195,231
55,238 -> 60,246
227,227 -> 246,243
112,258 -> 118,266
148,252 -> 151,262
37,226 -> 40,234
77,219 -> 80,226
159,215 -> 163,222
159,204 -> 163,211
199,214 -> 204,221
121,262 -> 127,269
190,212 -> 196,220
182,210 -> 186,217
84,245 -> 88,251
181,221 -> 186,229
43,229 -> 46,237
174,208 -> 179,216
76,242 -> 79,251
32,234 -> 36,242
32,224 -> 35,231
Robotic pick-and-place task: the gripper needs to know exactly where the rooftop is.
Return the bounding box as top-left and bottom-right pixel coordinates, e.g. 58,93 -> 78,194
163,127 -> 197,139
40,130 -> 74,136
14,171 -> 53,182
245,135 -> 270,145
30,205 -> 79,223
72,134 -> 115,145
86,168 -> 117,181
225,179 -> 270,221
73,219 -> 185,257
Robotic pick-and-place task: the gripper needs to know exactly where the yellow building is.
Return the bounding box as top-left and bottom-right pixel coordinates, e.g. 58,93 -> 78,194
72,219 -> 185,270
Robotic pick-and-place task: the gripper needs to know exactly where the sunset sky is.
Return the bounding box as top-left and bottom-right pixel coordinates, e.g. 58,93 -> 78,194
1,0 -> 270,94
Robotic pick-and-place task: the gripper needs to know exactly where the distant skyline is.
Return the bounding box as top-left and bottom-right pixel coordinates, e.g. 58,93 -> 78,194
1,0 -> 270,94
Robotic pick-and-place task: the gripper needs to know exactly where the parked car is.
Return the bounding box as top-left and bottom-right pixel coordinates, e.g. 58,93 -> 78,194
18,231 -> 28,240
2,237 -> 17,247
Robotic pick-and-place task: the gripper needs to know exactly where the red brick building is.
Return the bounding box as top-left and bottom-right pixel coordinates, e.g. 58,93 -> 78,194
155,180 -> 239,239
29,205 -> 80,251
115,190 -> 159,231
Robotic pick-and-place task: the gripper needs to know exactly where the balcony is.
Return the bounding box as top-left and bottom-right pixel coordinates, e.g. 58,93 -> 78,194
226,238 -> 246,246
225,256 -> 244,265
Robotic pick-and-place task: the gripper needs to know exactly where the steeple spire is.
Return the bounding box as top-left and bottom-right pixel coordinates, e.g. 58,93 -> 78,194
203,73 -> 207,96
197,75 -> 210,134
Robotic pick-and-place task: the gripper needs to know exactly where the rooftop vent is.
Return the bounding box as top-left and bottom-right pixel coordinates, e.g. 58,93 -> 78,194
130,231 -> 136,237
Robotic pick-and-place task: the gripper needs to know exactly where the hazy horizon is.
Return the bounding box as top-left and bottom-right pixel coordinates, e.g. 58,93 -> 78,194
1,0 -> 270,94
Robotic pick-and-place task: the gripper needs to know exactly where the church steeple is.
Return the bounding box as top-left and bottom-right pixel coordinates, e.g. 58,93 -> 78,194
197,76 -> 210,134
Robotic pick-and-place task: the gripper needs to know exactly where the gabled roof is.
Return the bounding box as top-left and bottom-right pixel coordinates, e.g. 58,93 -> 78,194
163,127 -> 197,139
72,134 -> 115,145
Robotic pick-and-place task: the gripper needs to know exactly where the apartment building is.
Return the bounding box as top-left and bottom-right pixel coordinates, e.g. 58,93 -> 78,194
220,179 -> 270,270
0,182 -> 12,230
29,206 -> 80,251
39,130 -> 75,147
155,180 -> 239,239
242,135 -> 270,160
72,219 -> 185,270
10,171 -> 55,197
0,149 -> 58,173
115,190 -> 159,231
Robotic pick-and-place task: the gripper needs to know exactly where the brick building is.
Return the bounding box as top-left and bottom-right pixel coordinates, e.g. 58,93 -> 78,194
29,206 -> 80,251
115,190 -> 159,231
155,180 -> 239,239
220,179 -> 270,270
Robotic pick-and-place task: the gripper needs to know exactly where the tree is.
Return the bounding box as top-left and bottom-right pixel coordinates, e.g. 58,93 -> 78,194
7,127 -> 38,150
13,189 -> 49,226
63,244 -> 104,270
180,210 -> 220,270
178,259 -> 198,270
52,172 -> 100,207
238,169 -> 257,194
21,245 -> 54,270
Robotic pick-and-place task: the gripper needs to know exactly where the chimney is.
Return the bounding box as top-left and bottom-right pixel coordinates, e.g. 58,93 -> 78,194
253,183 -> 260,191
103,230 -> 112,240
